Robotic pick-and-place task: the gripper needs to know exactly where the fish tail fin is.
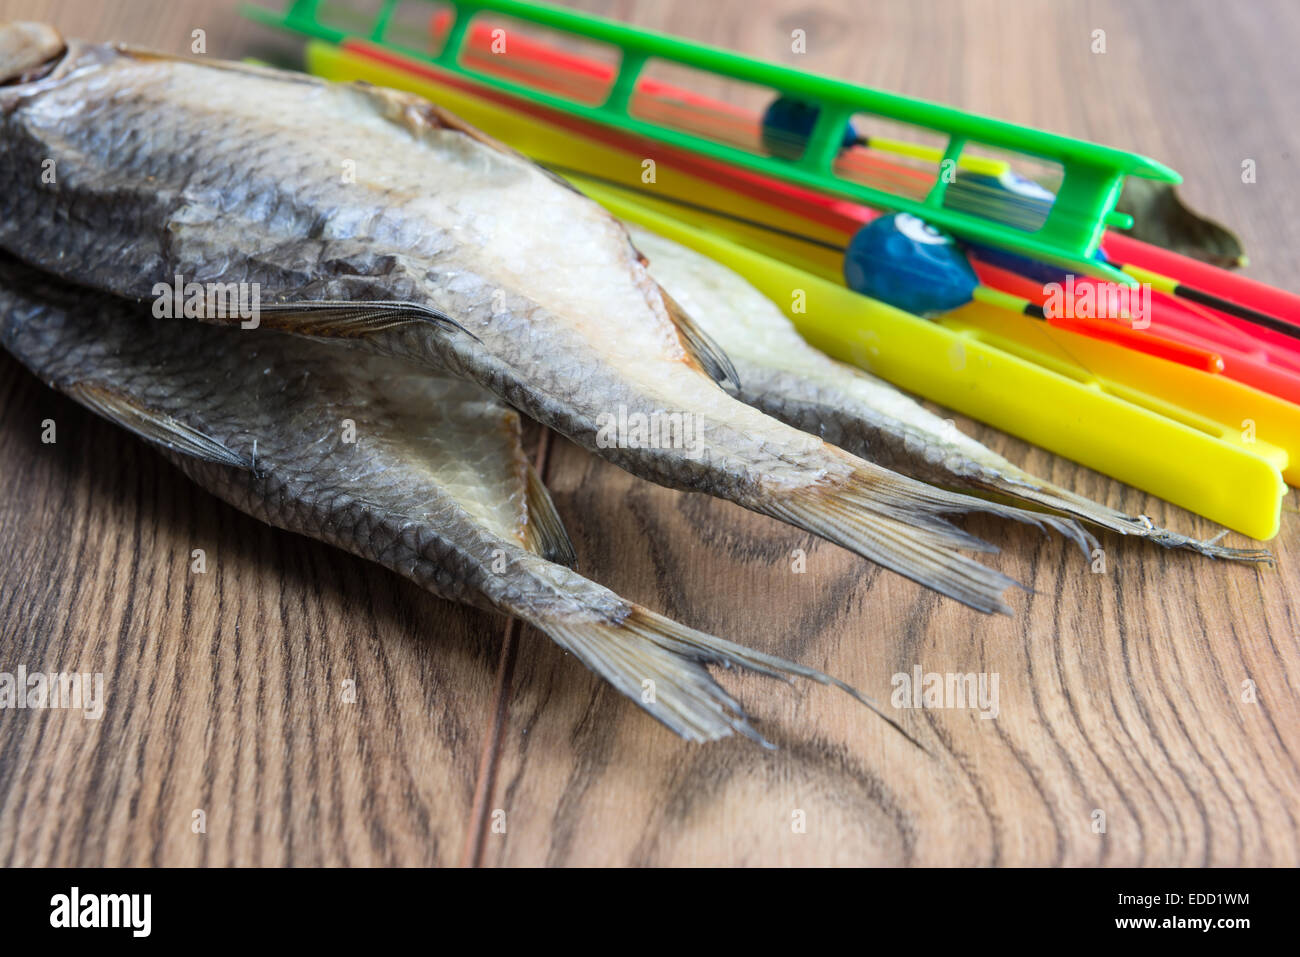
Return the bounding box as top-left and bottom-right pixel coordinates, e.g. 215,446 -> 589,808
536,604 -> 920,748
759,460 -> 1096,614
971,476 -> 1275,565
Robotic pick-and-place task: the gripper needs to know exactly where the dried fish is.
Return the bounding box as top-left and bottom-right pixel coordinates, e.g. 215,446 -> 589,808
0,24 -> 1096,612
0,256 -> 904,745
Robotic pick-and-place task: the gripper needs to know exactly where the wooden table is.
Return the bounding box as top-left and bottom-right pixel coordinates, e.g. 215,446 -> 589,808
1,0 -> 1297,867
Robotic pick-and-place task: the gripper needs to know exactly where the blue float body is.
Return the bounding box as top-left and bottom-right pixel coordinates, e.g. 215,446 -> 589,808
761,96 -> 858,159
843,213 -> 979,316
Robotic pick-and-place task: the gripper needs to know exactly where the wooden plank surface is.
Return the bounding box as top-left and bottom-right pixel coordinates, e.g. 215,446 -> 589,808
1,0 -> 1297,867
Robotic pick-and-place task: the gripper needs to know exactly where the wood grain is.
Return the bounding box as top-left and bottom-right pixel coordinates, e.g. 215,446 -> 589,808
1,0 -> 1297,867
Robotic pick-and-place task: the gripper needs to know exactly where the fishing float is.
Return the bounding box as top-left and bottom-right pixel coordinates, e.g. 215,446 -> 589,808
840,212 -> 1225,373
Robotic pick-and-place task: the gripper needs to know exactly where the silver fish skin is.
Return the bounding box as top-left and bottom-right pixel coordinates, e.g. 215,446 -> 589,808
0,25 -> 1091,612
627,225 -> 1274,564
0,259 -> 904,745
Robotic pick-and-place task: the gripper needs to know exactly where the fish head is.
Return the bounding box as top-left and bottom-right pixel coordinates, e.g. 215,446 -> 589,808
0,22 -> 65,86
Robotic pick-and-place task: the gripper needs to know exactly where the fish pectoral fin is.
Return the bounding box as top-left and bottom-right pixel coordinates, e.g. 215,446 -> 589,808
66,381 -> 250,470
256,300 -> 476,341
522,464 -> 577,568
656,285 -> 741,392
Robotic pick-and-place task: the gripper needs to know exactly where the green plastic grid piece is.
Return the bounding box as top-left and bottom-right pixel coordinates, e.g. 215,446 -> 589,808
245,0 -> 1181,284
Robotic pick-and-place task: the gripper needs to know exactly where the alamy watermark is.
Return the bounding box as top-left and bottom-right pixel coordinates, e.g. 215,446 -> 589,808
595,405 -> 704,457
50,887 -> 150,937
1043,274 -> 1152,329
0,665 -> 104,720
891,665 -> 999,719
152,274 -> 261,329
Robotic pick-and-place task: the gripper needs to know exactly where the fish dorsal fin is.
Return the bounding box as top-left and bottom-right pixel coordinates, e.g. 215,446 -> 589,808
66,381 -> 250,470
353,82 -> 589,198
392,92 -> 521,157
522,463 -> 577,568
255,300 -> 475,341
656,284 -> 740,392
